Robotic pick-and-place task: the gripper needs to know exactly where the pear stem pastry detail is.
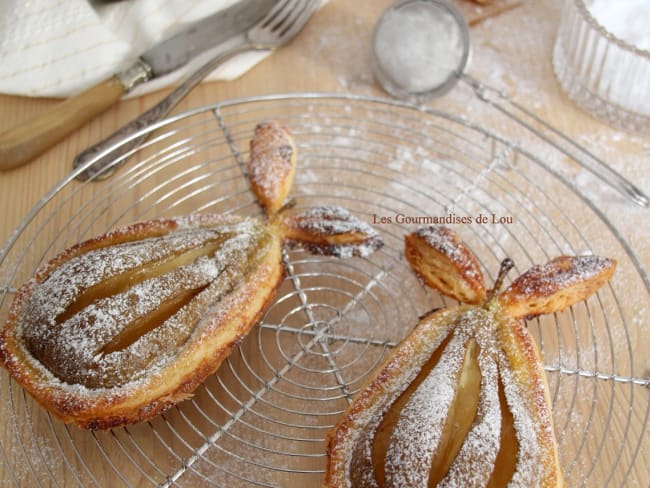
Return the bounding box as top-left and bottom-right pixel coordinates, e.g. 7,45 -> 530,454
326,225 -> 616,487
0,121 -> 383,430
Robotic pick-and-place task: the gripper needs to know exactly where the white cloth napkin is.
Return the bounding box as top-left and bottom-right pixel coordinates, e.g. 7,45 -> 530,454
0,0 -> 272,98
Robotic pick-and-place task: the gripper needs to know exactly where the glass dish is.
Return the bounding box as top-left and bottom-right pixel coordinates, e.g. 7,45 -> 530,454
553,0 -> 650,135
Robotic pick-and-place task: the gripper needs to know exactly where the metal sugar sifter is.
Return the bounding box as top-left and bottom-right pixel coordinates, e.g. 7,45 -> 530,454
371,0 -> 649,208
372,0 -> 470,101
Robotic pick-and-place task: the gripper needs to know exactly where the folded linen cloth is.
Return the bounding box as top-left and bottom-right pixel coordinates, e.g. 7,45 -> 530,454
0,0 -> 271,98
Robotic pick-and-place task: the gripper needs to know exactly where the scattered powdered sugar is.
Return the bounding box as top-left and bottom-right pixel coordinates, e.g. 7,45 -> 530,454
414,225 -> 484,283
342,311 -> 461,487
384,328 -> 466,486
33,257 -> 223,387
248,121 -> 294,198
508,255 -> 613,297
290,205 -> 383,258
15,217 -> 265,391
22,228 -> 224,324
495,352 -> 541,485
339,302 -> 554,486
438,349 -> 500,487
384,308 -> 495,486
172,213 -> 248,230
587,0 -> 650,51
295,206 -> 377,236
416,225 -> 462,257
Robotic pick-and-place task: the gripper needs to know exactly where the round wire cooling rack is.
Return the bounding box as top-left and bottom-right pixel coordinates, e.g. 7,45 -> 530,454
0,93 -> 648,487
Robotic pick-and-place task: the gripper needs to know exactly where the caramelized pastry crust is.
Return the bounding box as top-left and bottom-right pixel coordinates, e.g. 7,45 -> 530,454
278,205 -> 383,258
326,305 -> 563,487
0,215 -> 283,429
326,226 -> 615,487
499,255 -> 616,318
405,226 -> 486,304
248,120 -> 297,215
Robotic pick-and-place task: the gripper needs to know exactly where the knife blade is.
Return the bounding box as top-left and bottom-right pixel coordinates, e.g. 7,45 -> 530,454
139,0 -> 278,78
0,0 -> 279,171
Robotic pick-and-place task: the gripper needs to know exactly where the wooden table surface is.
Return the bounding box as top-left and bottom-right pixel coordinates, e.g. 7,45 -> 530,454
0,0 -> 648,486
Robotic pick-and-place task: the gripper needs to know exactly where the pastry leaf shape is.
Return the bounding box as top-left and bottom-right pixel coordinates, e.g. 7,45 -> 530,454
499,255 -> 616,318
405,225 -> 486,304
278,205 -> 383,258
248,120 -> 297,216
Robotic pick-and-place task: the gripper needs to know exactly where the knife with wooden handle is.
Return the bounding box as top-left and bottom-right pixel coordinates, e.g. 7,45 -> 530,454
0,0 -> 277,171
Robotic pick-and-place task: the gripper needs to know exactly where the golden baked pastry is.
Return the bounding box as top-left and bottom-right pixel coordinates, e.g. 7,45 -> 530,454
326,225 -> 616,487
248,120 -> 297,215
0,122 -> 382,430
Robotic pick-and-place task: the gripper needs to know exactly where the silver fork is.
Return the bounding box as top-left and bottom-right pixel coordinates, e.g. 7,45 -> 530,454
74,0 -> 319,181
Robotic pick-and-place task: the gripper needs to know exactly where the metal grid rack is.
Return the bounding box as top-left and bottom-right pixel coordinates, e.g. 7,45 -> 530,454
0,94 -> 648,487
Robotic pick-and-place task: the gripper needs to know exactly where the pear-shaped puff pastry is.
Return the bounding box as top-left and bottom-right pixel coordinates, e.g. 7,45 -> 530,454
1,215 -> 282,430
0,122 -> 382,429
326,225 -> 615,487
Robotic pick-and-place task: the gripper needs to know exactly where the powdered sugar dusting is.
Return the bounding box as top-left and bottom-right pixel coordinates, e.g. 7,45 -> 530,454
414,225 -> 484,284
338,303 -> 553,486
384,326 -> 468,486
295,206 -> 377,237
16,217 -> 266,390
346,310 -> 459,488
248,120 -> 295,206
24,229 -> 220,323
289,205 -> 383,258
439,347 -> 500,487
507,255 -> 613,297
496,353 -> 540,485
